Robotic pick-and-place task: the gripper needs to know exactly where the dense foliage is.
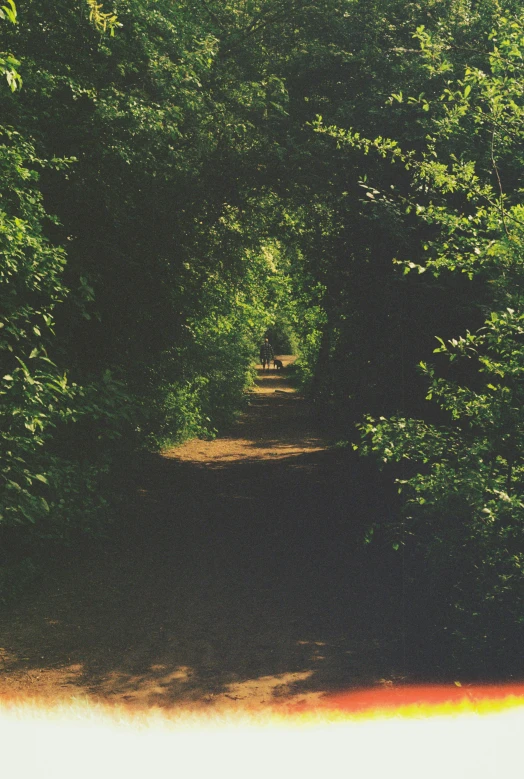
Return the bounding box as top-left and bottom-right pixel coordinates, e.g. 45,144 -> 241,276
0,0 -> 286,548
1,0 -> 524,674
351,8 -> 524,671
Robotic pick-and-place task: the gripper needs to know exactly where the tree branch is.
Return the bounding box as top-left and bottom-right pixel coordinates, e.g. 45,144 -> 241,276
490,121 -> 510,239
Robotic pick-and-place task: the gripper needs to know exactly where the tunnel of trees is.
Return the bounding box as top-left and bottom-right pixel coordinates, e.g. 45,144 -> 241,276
2,0 -> 524,675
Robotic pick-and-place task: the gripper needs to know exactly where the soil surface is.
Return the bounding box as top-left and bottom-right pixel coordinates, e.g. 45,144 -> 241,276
0,359 -> 406,710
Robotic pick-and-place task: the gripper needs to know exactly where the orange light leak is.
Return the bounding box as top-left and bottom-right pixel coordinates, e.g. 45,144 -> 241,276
0,684 -> 523,778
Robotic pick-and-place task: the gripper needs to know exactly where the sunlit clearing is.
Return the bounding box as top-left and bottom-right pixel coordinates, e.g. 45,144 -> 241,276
0,685 -> 523,778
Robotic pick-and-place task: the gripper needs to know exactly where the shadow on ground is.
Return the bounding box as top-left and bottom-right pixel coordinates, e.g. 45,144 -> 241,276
0,366 -> 406,708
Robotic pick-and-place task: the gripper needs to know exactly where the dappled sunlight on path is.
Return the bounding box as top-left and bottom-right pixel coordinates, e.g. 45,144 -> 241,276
164,357 -> 327,464
0,355 -> 404,711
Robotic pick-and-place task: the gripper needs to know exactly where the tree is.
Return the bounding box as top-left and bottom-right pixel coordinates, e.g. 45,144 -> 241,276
350,6 -> 524,672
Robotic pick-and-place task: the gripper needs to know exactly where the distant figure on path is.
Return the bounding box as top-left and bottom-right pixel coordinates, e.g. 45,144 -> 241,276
259,337 -> 274,372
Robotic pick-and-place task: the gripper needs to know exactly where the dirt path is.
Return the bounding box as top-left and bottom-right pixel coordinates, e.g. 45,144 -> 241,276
0,359 -> 404,710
